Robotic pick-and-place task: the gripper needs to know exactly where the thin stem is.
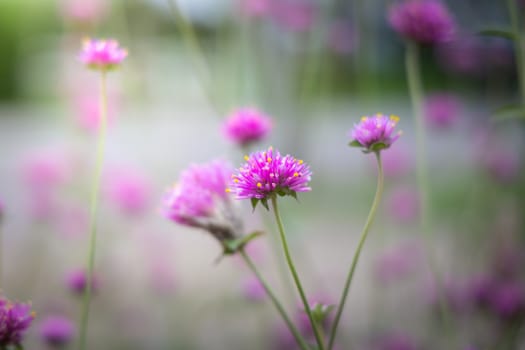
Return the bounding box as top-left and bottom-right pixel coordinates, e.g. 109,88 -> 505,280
78,70 -> 108,350
508,0 -> 525,103
271,196 -> 325,350
406,41 -> 453,344
239,249 -> 310,350
328,152 -> 384,350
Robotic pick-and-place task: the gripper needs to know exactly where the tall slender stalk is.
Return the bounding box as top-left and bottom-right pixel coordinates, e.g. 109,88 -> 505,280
328,152 -> 384,350
271,196 -> 326,350
78,71 -> 108,350
405,41 -> 453,342
508,0 -> 525,103
239,249 -> 310,350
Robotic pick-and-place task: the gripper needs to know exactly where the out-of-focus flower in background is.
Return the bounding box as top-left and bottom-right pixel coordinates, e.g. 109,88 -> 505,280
327,20 -> 357,56
65,268 -> 100,296
241,276 -> 266,302
374,240 -> 422,285
385,187 -> 419,224
388,0 -> 455,45
424,92 -> 462,129
104,167 -> 152,217
222,107 -> 273,149
271,0 -> 317,33
59,0 -> 107,24
39,314 -> 76,348
239,0 -> 273,18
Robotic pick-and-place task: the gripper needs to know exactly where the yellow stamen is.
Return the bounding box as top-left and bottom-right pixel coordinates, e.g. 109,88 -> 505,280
297,159 -> 303,165
361,116 -> 368,121
225,188 -> 231,193
257,182 -> 262,188
293,172 -> 299,177
390,115 -> 400,122
267,157 -> 272,162
233,179 -> 239,183
244,155 -> 249,161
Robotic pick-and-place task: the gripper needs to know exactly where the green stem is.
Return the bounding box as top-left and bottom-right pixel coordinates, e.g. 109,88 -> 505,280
406,41 -> 453,344
271,196 -> 325,350
239,249 -> 310,350
78,70 -> 108,350
508,0 -> 525,103
327,152 -> 384,350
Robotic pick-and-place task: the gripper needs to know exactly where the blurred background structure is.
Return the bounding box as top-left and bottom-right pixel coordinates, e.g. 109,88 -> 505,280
0,0 -> 524,349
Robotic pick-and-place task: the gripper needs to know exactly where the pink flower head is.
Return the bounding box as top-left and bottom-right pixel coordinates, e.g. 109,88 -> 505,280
272,0 -> 316,33
350,114 -> 402,153
424,92 -> 462,129
229,147 -> 312,206
222,108 -> 273,148
388,0 -> 455,45
163,160 -> 242,242
65,269 -> 100,295
239,0 -> 273,18
105,168 -> 151,217
39,315 -> 76,347
79,38 -> 127,71
0,297 -> 35,347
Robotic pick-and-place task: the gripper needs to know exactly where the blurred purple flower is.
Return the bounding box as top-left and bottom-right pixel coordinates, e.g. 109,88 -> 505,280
229,147 -> 312,201
60,0 -> 107,23
467,274 -> 494,309
385,187 -> 419,224
239,0 -> 273,18
350,114 -> 402,153
388,0 -> 455,45
482,148 -> 521,184
105,168 -> 151,216
241,276 -> 266,302
65,269 -> 100,296
374,241 -> 422,285
222,107 -> 273,148
272,0 -> 316,32
488,281 -> 525,320
0,297 -> 35,347
328,21 -> 357,55
39,315 -> 76,348
55,204 -> 89,238
424,92 -> 462,129
79,38 -> 128,71
163,160 -> 242,242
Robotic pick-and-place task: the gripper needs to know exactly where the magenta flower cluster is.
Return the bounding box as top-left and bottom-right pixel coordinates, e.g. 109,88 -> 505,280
79,38 -> 128,71
0,297 -> 35,347
39,315 -> 76,347
222,108 -> 273,148
229,147 -> 311,203
350,114 -> 402,153
388,0 -> 455,45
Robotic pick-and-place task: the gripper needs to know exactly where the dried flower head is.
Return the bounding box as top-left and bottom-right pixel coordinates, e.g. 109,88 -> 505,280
228,147 -> 312,209
0,297 -> 35,347
222,108 -> 273,148
79,38 -> 128,71
163,160 -> 243,243
388,0 -> 455,45
350,114 -> 402,153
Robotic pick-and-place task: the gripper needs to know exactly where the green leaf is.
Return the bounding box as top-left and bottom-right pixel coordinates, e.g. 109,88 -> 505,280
478,28 -> 515,40
222,231 -> 264,255
348,140 -> 362,148
370,142 -> 388,152
250,198 -> 259,211
260,198 -> 270,211
290,191 -> 298,201
491,104 -> 525,122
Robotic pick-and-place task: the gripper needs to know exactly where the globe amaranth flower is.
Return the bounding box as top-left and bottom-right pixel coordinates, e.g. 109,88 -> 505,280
65,268 -> 100,295
222,107 -> 273,148
79,38 -> 128,71
39,315 -> 76,348
0,297 -> 35,347
228,147 -> 312,208
350,114 -> 402,153
162,160 -> 243,243
388,0 -> 455,45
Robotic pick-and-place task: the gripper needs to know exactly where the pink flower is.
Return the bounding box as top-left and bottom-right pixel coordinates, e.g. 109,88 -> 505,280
328,21 -> 357,55
239,0 -> 273,18
65,269 -> 100,295
73,93 -> 118,133
79,38 -> 127,71
350,114 -> 402,153
105,168 -> 151,217
385,187 -> 419,223
388,0 -> 455,45
272,0 -> 316,32
163,160 -> 242,242
222,108 -> 273,148
229,147 -> 312,203
60,0 -> 107,23
424,92 -> 462,129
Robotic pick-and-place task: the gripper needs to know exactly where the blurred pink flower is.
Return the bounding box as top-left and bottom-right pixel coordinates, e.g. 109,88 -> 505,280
272,0 -> 316,32
378,145 -> 412,178
73,93 -> 119,133
239,0 -> 273,18
424,92 -> 462,129
65,268 -> 100,295
374,241 -> 422,285
482,148 -> 521,184
54,204 -> 89,238
328,21 -> 357,55
385,187 -> 419,224
79,38 -> 128,71
241,276 -> 266,302
222,107 -> 273,148
105,168 -> 151,217
60,0 -> 107,23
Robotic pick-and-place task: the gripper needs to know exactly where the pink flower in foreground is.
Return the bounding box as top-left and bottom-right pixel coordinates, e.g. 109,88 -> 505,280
350,114 -> 402,153
0,297 -> 35,347
229,147 -> 312,204
79,38 -> 127,71
163,160 -> 242,242
222,108 -> 273,148
388,0 -> 455,45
